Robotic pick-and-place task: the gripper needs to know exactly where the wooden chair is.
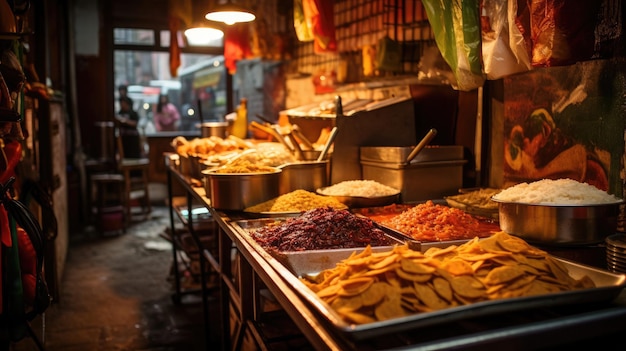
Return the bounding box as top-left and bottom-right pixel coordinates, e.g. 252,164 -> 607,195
114,120 -> 151,225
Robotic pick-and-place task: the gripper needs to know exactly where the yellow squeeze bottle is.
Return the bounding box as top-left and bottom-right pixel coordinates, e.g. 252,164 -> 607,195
233,98 -> 248,139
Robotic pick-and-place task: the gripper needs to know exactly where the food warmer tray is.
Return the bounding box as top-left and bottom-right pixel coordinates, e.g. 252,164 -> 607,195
227,219 -> 626,341
232,217 -> 420,251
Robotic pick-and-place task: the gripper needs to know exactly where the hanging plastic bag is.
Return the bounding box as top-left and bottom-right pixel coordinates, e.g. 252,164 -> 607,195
423,0 -> 485,91
376,36 -> 402,72
480,0 -> 531,79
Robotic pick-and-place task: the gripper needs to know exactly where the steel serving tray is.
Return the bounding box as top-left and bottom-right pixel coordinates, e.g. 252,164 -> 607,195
360,145 -> 464,164
284,252 -> 626,340
229,217 -> 626,341
232,217 -> 419,250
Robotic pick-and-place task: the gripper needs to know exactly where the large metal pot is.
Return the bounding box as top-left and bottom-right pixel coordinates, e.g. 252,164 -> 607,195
203,168 -> 281,210
200,121 -> 230,138
493,199 -> 622,245
278,161 -> 329,194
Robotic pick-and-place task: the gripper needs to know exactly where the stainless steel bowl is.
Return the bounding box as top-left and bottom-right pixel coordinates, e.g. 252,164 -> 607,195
493,199 -> 622,245
203,168 -> 281,211
278,161 -> 329,194
199,121 -> 230,138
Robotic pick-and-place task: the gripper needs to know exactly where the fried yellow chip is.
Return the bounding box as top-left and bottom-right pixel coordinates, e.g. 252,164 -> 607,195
401,258 -> 436,274
414,282 -> 449,310
442,258 -> 475,276
424,245 -> 459,258
374,296 -> 407,321
486,283 -> 506,295
369,253 -> 400,270
449,276 -> 486,299
546,257 -> 571,281
432,277 -> 453,302
338,277 -> 374,296
364,262 -> 401,277
458,252 -> 503,262
395,267 -> 432,283
484,265 -> 526,285
471,260 -> 485,272
384,270 -> 402,288
505,274 -> 536,290
497,236 -> 531,253
524,257 -> 551,273
525,280 -> 563,296
360,282 -> 389,306
317,283 -> 341,298
401,299 -> 421,313
331,295 -> 362,311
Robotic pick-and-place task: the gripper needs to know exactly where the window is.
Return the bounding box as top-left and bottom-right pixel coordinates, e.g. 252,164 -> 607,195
113,27 -> 226,134
114,28 -> 155,46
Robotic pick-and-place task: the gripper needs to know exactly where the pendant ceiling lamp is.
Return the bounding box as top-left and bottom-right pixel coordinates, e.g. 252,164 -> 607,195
183,1 -> 225,46
205,1 -> 256,26
184,24 -> 224,46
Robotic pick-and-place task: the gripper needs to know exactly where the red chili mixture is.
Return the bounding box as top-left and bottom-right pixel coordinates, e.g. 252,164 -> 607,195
381,201 -> 500,242
251,207 -> 392,251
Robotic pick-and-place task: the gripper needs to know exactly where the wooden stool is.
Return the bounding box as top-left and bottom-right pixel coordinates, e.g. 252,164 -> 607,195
91,173 -> 126,234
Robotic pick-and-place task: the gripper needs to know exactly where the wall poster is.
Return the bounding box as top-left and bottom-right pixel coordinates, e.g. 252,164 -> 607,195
501,58 -> 625,197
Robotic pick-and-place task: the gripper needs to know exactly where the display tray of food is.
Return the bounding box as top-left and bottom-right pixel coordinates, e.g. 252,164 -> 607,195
232,207 -> 420,252
444,188 -> 501,219
316,180 -> 401,208
243,190 -> 348,217
354,201 -> 501,242
236,230 -> 626,341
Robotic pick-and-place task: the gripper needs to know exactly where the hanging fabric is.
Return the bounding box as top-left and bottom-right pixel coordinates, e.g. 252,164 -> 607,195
224,25 -> 253,74
302,0 -> 337,54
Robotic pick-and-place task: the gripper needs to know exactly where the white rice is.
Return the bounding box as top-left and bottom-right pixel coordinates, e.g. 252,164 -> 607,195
319,180 -> 399,197
492,178 -> 621,205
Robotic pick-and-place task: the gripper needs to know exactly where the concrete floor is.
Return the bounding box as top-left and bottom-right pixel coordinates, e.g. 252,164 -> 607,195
10,184 -> 217,351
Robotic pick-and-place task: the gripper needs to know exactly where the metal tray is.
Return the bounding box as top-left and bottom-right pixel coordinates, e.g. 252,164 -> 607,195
227,219 -> 626,341
250,239 -> 626,341
241,210 -> 305,218
360,145 -> 464,164
232,217 -> 419,250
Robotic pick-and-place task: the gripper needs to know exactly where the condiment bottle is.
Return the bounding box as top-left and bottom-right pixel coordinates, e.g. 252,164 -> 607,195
232,98 -> 248,139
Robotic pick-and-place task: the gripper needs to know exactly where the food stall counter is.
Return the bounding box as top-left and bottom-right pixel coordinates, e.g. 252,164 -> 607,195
164,154 -> 626,350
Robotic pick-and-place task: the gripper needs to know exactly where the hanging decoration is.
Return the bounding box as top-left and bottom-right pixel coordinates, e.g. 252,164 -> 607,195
300,0 -> 337,54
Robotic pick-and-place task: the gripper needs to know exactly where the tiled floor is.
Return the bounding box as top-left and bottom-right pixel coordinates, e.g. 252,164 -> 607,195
10,192 -> 216,351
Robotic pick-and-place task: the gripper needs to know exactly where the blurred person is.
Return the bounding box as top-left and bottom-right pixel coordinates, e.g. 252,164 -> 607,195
118,84 -> 133,106
115,96 -> 142,159
153,94 -> 181,131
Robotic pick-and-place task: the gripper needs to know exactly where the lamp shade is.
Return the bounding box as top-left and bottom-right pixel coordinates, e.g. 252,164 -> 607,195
184,24 -> 224,46
205,2 -> 255,25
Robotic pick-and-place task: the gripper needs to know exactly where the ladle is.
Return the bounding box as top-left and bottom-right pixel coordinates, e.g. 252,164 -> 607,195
317,126 -> 338,162
405,128 -> 437,165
